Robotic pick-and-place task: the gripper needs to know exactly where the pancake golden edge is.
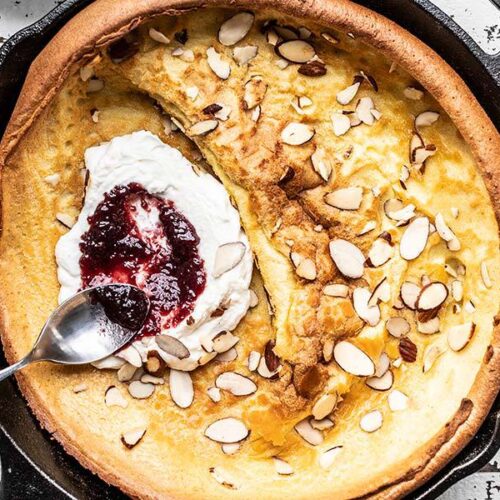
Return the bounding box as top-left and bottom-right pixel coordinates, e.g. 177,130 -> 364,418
0,2 -> 498,499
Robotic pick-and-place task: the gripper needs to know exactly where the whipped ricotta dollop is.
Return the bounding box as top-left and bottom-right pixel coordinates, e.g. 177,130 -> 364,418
56,131 -> 253,370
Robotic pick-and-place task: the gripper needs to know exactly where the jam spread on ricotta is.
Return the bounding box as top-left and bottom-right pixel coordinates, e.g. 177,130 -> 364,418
80,182 -> 206,338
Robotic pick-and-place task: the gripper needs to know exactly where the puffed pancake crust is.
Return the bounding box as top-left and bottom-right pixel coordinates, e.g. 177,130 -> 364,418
0,1 -> 499,499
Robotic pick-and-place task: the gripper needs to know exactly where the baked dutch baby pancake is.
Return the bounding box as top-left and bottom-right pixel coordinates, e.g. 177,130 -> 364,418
0,0 -> 498,498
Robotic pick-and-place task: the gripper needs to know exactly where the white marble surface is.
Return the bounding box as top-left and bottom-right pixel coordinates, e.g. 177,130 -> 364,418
0,0 -> 499,499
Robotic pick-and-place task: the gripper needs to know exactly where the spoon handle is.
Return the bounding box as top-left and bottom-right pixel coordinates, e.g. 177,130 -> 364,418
0,354 -> 33,382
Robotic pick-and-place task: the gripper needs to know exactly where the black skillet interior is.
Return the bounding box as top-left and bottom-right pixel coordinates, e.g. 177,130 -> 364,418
0,0 -> 498,498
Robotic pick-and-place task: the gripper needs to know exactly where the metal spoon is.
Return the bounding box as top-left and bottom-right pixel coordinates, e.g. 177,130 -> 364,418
0,284 -> 149,382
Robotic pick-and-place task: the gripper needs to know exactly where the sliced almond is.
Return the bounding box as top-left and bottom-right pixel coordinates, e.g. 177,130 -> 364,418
311,417 -> 334,431
388,390 -> 409,411
415,111 -> 439,128
209,467 -> 237,489
105,386 -> 128,408
156,335 -> 190,359
448,322 -> 476,351
374,352 -> 391,378
294,418 -> 323,446
400,281 -> 421,310
355,97 -> 376,125
481,261 -> 492,288
56,212 -> 75,229
213,242 -> 246,277
417,316 -> 440,334
218,12 -> 254,46
416,282 -> 448,310
331,112 -> 351,136
205,417 -> 249,443
312,393 -> 337,420
257,356 -> 279,378
207,387 -> 221,403
323,283 -> 349,298
233,45 -> 258,65
281,122 -> 315,145
325,186 -> 363,210
128,380 -> 155,400
215,347 -> 238,362
185,86 -> 199,101
169,369 -> 194,408
92,355 -> 125,370
273,457 -> 294,475
243,76 -> 267,110
423,343 -> 445,373
464,300 -> 476,313
404,87 -> 424,100
336,82 -> 361,105
322,340 -> 334,363
450,280 -> 463,302
319,446 -> 342,469
358,220 -> 377,236
73,383 -> 88,394
353,287 -> 381,326
141,374 -> 164,385
386,317 -> 410,338
366,369 -> 394,391
275,39 -> 315,63
188,119 -> 218,136
121,427 -> 146,449
367,238 -> 393,267
311,148 -> 332,182
149,27 -> 170,44
206,47 -> 231,79
250,105 -> 261,122
79,65 -> 94,82
360,410 -> 383,432
222,443 -> 241,455
400,216 -> 430,260
329,239 -> 365,279
212,332 -> 240,354
87,78 -> 104,93
295,258 -> 317,280
117,363 -> 137,382
333,341 -> 375,376
116,345 -> 142,368
434,213 -> 455,242
216,372 -> 257,396
247,351 -> 261,372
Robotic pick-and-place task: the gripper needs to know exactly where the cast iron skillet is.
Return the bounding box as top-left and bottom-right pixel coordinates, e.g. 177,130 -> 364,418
0,1 -> 498,498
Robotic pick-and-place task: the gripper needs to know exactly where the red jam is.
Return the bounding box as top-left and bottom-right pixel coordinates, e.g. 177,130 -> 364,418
80,182 -> 206,338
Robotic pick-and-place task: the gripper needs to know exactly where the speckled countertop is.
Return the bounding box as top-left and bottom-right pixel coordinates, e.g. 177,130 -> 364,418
0,1 -> 499,499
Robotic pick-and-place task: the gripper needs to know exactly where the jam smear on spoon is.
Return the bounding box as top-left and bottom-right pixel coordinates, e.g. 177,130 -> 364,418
80,182 -> 206,338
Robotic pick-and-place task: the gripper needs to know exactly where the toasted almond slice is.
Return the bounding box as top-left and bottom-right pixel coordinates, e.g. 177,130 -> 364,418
141,374 -> 164,385
360,410 -> 383,432
334,340 -> 375,376
149,27 -> 170,44
383,198 -> 403,218
319,446 -> 342,469
207,387 -> 221,403
464,300 -> 476,313
423,343 -> 445,373
233,45 -> 258,65
209,467 -> 237,489
188,119 -> 218,136
386,317 -> 410,338
257,356 -> 279,378
311,418 -> 334,431
329,239 -> 365,279
435,213 -> 455,242
415,110 -> 440,128
331,112 -> 351,136
325,186 -> 363,210
215,347 -> 238,362
336,82 -> 361,105
311,148 -> 332,182
323,283 -> 349,298
393,357 -> 403,368
216,372 -> 257,396
400,281 -> 421,310
79,65 -> 94,82
451,207 -> 459,218
206,47 -> 231,79
294,418 -> 323,446
250,105 -> 261,122
451,280 -> 463,302
169,369 -> 193,408
356,97 -> 376,125
212,332 -> 239,353
73,383 -> 88,394
117,363 -> 137,382
116,344 -> 142,368
367,238 -> 393,267
44,173 -> 61,186
368,277 -> 390,308
373,352 -> 390,379
266,28 -> 279,46
128,380 -> 155,400
404,87 -> 424,100
321,32 -> 339,44
56,212 -> 75,229
387,203 -> 416,223
366,369 -> 394,391
281,122 -> 315,145
273,457 -> 294,475
417,316 -> 440,334
416,282 -> 448,310
105,386 -> 128,408
447,236 -> 461,252
353,287 -> 381,326
481,261 -> 492,288
400,216 -> 430,260
358,220 -> 377,236
222,443 -> 241,455
448,322 -> 476,351
243,76 -> 267,110
121,427 -> 146,448
87,78 -> 104,93
312,393 -> 337,420
295,258 -> 317,280
322,340 -> 334,363
388,390 -> 409,411
92,355 -> 126,370
205,417 -> 249,443
185,86 -> 199,101
275,39 -> 315,63
213,242 -> 246,277
156,335 -> 190,359
249,289 -> 259,308
247,351 -> 261,372
218,12 -> 254,46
